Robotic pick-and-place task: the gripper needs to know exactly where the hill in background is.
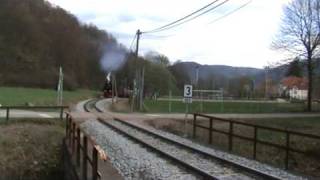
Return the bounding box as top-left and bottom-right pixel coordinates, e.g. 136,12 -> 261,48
0,0 -> 125,90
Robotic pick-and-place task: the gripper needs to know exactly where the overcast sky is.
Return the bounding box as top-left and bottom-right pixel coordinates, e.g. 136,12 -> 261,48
47,0 -> 291,68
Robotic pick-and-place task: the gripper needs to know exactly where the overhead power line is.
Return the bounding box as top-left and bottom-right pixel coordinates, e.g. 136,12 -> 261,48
143,0 -> 230,34
141,0 -> 250,40
208,0 -> 252,24
129,33 -> 137,51
148,0 -> 230,33
143,0 -> 219,33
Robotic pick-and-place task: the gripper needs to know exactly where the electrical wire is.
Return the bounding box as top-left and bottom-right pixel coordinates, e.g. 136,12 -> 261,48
208,0 -> 252,24
142,33 -> 176,39
143,0 -> 230,34
141,0 -> 248,40
142,0 -> 221,34
129,33 -> 137,51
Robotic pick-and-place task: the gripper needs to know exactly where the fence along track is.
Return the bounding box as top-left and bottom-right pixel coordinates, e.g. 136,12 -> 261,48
64,112 -> 107,180
193,113 -> 320,171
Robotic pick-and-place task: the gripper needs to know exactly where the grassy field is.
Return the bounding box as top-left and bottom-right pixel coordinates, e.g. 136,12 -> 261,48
0,87 -> 98,106
146,117 -> 320,177
144,99 -> 320,113
0,119 -> 65,180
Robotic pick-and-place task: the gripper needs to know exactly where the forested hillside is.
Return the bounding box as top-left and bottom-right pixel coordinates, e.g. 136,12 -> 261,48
0,0 -> 124,89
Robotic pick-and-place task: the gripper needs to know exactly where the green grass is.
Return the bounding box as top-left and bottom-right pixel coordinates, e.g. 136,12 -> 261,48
0,87 -> 98,106
242,117 -> 320,135
144,99 -> 320,113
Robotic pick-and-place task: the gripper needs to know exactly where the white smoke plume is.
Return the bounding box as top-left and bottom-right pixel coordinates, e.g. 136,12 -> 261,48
106,72 -> 111,81
100,43 -> 127,72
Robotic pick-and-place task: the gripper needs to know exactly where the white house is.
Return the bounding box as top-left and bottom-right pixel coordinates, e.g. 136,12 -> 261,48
289,86 -> 308,100
280,76 -> 308,100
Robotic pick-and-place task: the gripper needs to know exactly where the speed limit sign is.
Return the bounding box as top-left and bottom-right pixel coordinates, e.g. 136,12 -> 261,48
184,85 -> 193,98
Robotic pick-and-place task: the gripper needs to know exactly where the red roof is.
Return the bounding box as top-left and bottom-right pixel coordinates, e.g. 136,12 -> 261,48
281,76 -> 308,90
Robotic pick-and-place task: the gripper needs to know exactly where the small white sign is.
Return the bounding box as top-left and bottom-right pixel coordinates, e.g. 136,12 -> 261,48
184,84 -> 193,98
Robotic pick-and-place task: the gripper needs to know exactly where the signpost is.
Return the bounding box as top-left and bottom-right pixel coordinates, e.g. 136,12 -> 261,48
184,84 -> 193,98
57,66 -> 63,106
183,84 -> 193,112
183,84 -> 192,137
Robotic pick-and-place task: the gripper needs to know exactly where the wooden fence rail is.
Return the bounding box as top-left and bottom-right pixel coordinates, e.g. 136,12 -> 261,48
64,113 -> 106,180
0,106 -> 68,122
193,113 -> 320,170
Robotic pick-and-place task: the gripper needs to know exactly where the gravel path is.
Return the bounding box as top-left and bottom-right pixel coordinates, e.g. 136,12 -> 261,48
81,120 -> 200,180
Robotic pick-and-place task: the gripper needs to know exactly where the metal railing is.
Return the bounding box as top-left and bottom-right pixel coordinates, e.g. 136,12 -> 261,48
64,113 -> 107,180
193,113 -> 320,170
0,106 -> 68,122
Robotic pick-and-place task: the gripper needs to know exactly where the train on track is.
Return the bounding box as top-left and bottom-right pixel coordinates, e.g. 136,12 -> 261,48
102,73 -> 130,98
102,76 -> 112,98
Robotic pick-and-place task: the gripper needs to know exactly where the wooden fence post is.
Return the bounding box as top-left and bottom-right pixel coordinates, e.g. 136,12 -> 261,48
209,118 -> 213,144
68,118 -> 72,146
193,114 -> 197,138
60,107 -> 64,120
72,123 -> 76,153
92,148 -> 98,180
76,128 -> 81,167
82,136 -> 88,180
285,132 -> 290,170
6,107 -> 9,123
228,122 -> 233,151
66,114 -> 69,137
253,126 -> 257,159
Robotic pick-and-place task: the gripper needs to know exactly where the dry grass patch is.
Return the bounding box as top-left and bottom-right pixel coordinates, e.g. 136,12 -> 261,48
0,119 -> 65,180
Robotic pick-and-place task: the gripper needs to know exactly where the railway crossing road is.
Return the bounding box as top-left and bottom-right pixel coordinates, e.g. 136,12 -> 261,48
0,109 -> 59,119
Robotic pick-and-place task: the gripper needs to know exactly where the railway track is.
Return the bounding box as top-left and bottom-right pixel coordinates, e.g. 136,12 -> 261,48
83,99 -> 303,180
83,98 -> 103,113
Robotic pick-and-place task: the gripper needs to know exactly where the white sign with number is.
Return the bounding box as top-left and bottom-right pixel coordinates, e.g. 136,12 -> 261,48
184,84 -> 193,98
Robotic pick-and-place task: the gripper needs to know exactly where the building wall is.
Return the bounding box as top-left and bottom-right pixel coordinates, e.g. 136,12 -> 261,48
289,88 -> 308,100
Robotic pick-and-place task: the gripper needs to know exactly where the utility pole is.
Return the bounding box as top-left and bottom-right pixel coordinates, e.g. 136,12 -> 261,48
134,29 -> 144,111
265,66 -> 268,99
135,29 -> 141,57
57,66 -> 63,106
139,67 -> 145,111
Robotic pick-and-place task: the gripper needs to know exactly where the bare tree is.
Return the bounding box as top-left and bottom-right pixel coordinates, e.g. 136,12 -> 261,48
273,0 -> 320,111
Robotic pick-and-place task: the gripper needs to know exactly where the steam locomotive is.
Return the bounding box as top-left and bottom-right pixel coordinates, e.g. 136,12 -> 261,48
102,73 -> 130,98
102,73 -> 112,98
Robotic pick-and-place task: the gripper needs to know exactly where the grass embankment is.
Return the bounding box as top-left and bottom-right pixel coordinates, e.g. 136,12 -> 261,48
0,87 -> 98,106
146,117 -> 320,177
0,119 -> 65,180
144,99 -> 320,113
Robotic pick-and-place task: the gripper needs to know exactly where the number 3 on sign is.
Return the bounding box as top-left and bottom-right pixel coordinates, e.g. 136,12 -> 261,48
184,85 -> 193,98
